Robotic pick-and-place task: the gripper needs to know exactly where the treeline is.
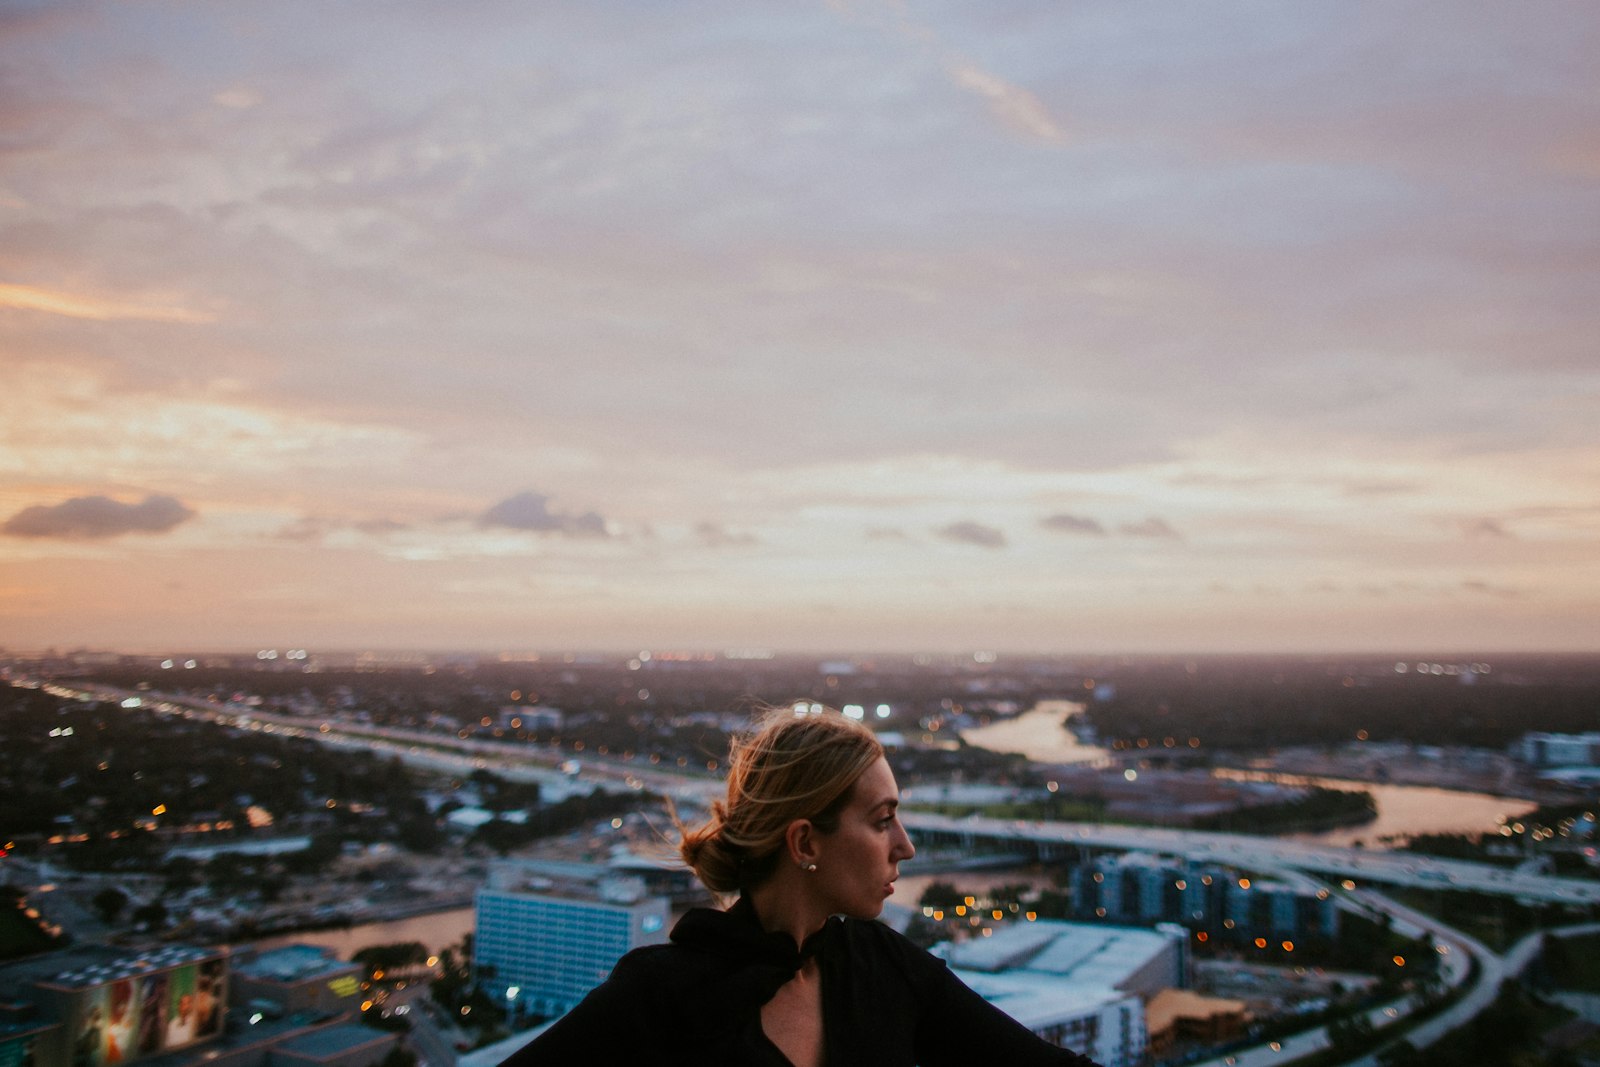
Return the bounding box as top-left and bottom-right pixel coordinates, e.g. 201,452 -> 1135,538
906,785 -> 1373,833
1191,786 -> 1376,834
464,789 -> 657,854
1080,660 -> 1600,751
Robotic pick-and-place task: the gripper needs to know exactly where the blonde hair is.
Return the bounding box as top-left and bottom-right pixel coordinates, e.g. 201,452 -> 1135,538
678,706 -> 884,894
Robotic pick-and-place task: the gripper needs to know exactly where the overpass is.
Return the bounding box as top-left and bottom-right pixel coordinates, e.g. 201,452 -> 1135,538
900,811 -> 1600,907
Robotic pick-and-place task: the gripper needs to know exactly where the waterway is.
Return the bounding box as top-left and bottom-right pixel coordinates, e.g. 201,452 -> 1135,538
959,702 -> 1537,847
1214,769 -> 1536,848
248,907 -> 475,957
961,699 -> 1110,765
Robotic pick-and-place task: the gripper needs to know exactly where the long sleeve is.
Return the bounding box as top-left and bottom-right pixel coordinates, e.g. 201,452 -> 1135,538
913,961 -> 1101,1067
497,970 -> 653,1066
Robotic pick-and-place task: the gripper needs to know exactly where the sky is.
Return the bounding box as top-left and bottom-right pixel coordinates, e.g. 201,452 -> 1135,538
2,1 -> 1597,656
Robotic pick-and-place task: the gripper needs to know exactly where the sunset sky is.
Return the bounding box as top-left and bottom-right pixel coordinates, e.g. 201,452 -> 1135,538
2,2 -> 1597,655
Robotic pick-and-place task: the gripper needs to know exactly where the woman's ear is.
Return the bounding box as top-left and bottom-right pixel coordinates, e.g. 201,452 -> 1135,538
785,818 -> 818,869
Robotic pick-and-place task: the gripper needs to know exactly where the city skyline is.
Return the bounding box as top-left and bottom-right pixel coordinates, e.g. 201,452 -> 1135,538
2,2 -> 1597,655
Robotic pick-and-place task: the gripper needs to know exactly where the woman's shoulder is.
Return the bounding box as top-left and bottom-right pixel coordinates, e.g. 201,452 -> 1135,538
606,939 -> 715,986
834,915 -> 950,980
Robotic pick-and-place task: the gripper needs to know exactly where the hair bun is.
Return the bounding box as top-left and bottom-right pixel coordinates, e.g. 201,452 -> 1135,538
679,824 -> 743,894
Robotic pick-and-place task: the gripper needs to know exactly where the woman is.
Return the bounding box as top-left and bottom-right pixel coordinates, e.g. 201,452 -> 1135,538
502,706 -> 1101,1065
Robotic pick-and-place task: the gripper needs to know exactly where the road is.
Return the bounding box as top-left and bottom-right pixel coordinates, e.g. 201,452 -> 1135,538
899,812 -> 1600,906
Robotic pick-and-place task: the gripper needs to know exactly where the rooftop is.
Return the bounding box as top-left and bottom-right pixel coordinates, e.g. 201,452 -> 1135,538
937,920 -> 1179,989
31,945 -> 221,991
234,944 -> 353,983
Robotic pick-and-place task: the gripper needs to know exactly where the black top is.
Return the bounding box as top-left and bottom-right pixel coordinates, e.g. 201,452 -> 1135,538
500,898 -> 1102,1066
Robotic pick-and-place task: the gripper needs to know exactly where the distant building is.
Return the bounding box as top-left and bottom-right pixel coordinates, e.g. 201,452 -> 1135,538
473,860 -> 670,1021
496,705 -> 563,732
1519,732 -> 1600,769
1071,853 -> 1339,943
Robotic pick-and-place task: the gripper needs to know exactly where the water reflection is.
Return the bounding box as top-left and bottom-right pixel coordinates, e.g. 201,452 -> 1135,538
959,700 -> 1109,765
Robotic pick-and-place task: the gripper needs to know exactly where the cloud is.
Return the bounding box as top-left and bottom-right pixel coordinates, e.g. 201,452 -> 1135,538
3,494 -> 195,539
212,87 -> 262,110
0,282 -> 216,324
831,0 -> 1065,144
1040,513 -> 1106,536
865,526 -> 912,542
1461,579 -> 1523,599
946,61 -> 1066,144
1462,518 -> 1514,540
355,518 -> 408,536
1118,517 -> 1182,540
694,521 -> 759,548
479,492 -> 608,537
935,520 -> 1006,548
273,517 -> 328,543
273,515 -> 409,543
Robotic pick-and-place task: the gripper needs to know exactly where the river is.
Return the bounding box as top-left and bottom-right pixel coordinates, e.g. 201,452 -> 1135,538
248,908 -> 476,957
961,699 -> 1111,765
959,702 -> 1536,847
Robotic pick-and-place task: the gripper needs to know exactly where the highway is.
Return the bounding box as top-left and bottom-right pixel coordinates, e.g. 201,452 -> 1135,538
898,812 -> 1600,907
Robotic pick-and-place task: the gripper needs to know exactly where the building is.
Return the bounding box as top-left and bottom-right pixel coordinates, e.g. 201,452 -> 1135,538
933,920 -> 1185,1067
227,945 -> 362,1021
0,944 -> 389,1067
0,944 -> 227,1067
1519,732 -> 1600,769
1145,988 -> 1249,1060
1071,853 -> 1339,944
473,860 -> 669,1021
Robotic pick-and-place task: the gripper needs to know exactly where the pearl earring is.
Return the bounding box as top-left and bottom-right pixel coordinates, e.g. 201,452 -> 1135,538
803,862 -> 818,873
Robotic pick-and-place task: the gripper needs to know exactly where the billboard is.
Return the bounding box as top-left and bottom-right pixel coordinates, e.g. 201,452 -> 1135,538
63,955 -> 226,1067
160,960 -> 225,1052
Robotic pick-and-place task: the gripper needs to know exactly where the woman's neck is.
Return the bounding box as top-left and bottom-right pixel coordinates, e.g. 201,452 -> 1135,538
745,875 -> 829,948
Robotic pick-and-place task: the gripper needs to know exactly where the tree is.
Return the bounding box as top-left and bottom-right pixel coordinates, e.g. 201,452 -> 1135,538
918,881 -> 964,908
92,886 -> 128,924
353,942 -> 430,978
1376,1039 -> 1416,1066
162,858 -> 203,893
130,900 -> 168,931
377,1046 -> 417,1067
1328,1013 -> 1375,1054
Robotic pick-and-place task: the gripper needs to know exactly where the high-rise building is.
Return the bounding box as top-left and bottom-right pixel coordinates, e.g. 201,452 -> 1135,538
473,860 -> 669,1021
